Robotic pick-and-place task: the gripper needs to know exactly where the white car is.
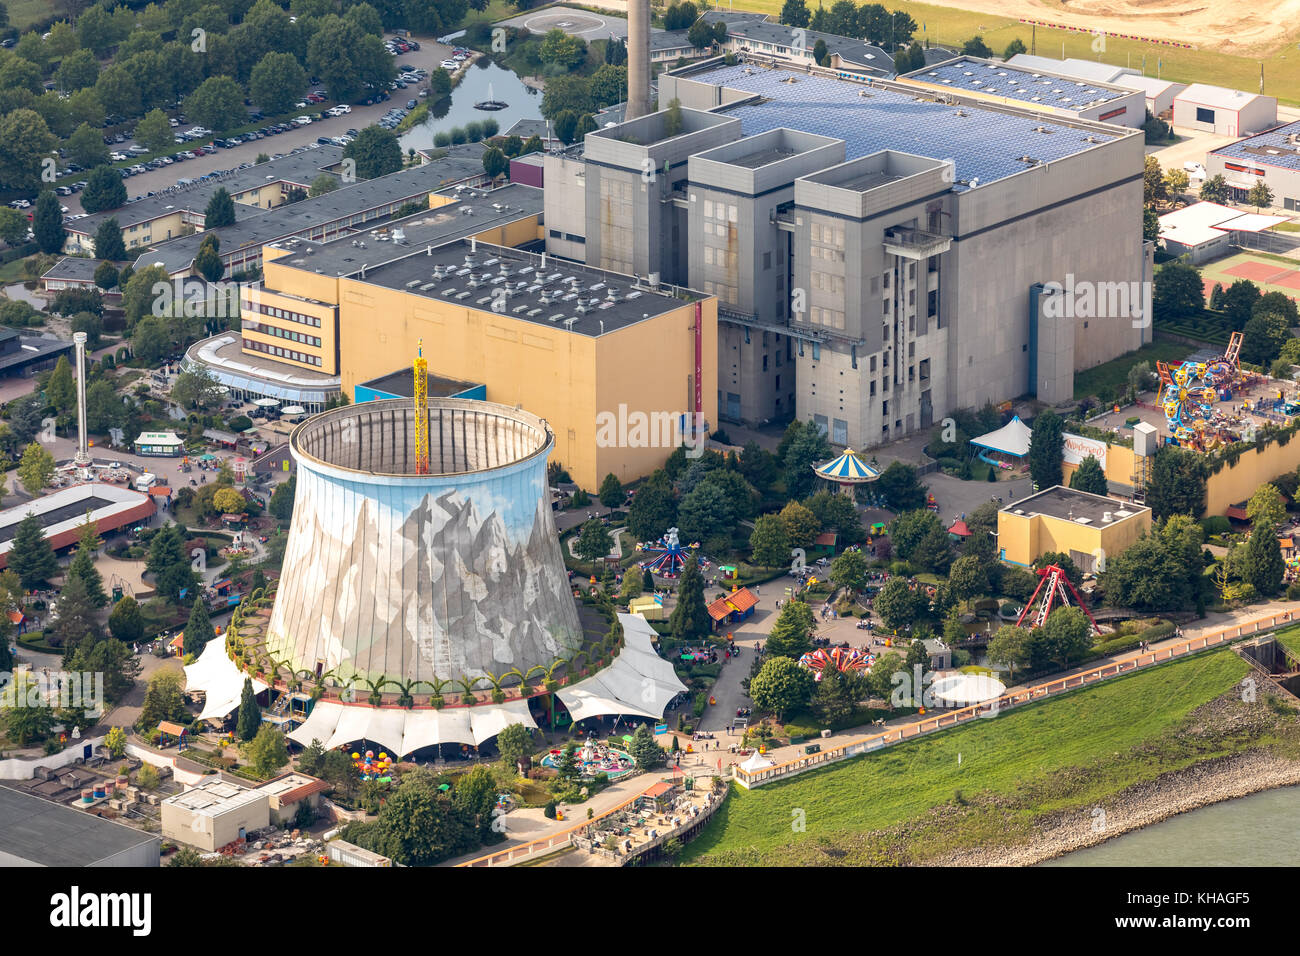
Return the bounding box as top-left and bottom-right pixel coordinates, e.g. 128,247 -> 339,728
440,59 -> 458,69
294,115 -> 312,126
111,151 -> 128,162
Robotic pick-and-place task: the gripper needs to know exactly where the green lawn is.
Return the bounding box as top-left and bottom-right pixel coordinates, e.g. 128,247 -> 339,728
698,0 -> 1300,105
5,0 -> 52,32
1275,624 -> 1300,661
1073,340 -> 1193,402
683,650 -> 1271,865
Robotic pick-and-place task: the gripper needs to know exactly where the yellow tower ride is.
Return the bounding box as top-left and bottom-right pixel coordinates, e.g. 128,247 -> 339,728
414,339 -> 429,475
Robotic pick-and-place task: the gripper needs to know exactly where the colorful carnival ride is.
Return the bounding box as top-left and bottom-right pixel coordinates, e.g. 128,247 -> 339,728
1156,332 -> 1243,451
798,645 -> 874,679
1014,564 -> 1101,635
540,740 -> 637,780
637,527 -> 704,579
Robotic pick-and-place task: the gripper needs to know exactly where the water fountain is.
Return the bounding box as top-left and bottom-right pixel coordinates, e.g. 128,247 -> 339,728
474,81 -> 508,111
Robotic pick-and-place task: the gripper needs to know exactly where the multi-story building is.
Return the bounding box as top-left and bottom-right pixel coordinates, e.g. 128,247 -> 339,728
545,57 -> 1151,447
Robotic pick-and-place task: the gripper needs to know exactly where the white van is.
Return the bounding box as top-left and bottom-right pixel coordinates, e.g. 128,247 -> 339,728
134,473 -> 157,492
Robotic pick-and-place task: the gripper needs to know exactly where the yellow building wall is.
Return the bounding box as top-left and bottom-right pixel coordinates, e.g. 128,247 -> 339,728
997,509 -> 1151,567
330,278 -> 715,490
469,215 -> 541,248
242,289 -> 339,374
1060,442 -> 1137,491
234,182 -> 286,209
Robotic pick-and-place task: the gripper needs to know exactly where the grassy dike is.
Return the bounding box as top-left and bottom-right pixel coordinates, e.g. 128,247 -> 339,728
682,649 -> 1300,865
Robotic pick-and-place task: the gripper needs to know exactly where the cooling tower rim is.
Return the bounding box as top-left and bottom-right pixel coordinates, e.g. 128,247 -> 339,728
289,397 -> 554,481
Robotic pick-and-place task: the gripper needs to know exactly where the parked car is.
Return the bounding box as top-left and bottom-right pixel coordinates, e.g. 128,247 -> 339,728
406,98 -> 417,109
54,185 -> 72,196
440,59 -> 458,69
294,116 -> 312,126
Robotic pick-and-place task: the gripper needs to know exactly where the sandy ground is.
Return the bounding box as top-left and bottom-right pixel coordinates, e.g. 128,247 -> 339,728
917,0 -> 1300,55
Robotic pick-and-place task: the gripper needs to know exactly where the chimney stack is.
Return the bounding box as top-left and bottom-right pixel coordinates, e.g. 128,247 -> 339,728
626,0 -> 651,120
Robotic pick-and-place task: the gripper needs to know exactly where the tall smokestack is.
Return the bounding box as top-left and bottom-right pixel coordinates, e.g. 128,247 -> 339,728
626,0 -> 651,120
73,331 -> 90,469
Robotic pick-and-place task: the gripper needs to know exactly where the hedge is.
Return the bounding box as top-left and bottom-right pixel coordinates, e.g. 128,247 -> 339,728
0,242 -> 37,265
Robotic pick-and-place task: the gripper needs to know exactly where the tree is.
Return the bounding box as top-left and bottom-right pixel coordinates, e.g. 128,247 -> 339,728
780,420 -> 833,500
962,35 -> 993,57
764,599 -> 816,658
18,441 -> 56,495
1242,520 -> 1285,597
5,673 -> 54,745
553,110 -> 580,146
1247,178 -> 1274,212
778,499 -> 821,550
539,28 -> 586,68
1241,311 -> 1290,366
1255,290 -> 1299,327
242,724 -> 289,777
184,75 -> 245,133
93,261 -> 120,291
947,554 -> 988,602
146,523 -> 197,602
93,217 -> 127,261
67,122 -> 110,168
121,263 -> 169,327
598,473 -> 624,509
33,190 -> 65,254
1220,279 -> 1260,331
1153,260 -> 1204,320
811,660 -> 858,725
813,37 -> 828,66
749,513 -> 791,568
804,489 -> 864,543
203,187 -> 236,229
249,51 -> 307,116
626,472 -> 676,541
67,543 -> 107,609
780,0 -> 811,26
829,548 -> 867,594
183,597 -> 216,657
1146,444 -> 1206,519
46,355 -> 76,416
866,650 -> 904,703
0,207 -> 26,245
213,487 -> 246,515
987,624 -> 1032,679
81,164 -> 127,214
0,109 -> 56,193
236,676 -> 261,741
749,656 -> 815,721
626,722 -> 665,769
269,476 -> 296,521
875,577 -> 923,632
1004,37 -> 1027,59
496,722 -> 534,771
1101,531 -> 1193,612
194,236 -> 223,282
138,670 -> 185,730
1165,168 -> 1189,195
105,726 -> 128,758
876,460 -> 927,511
108,594 -> 144,644
574,518 -> 612,571
307,174 -> 340,199
687,18 -> 717,50
678,471 -> 754,543
1032,606 -> 1092,671
889,509 -> 943,562
1247,484 -> 1286,530
1142,155 -> 1168,207
668,554 -> 710,642
1199,174 -> 1230,204
1068,455 -> 1108,496
1143,206 -> 1160,243
1027,409 -> 1065,489
134,108 -> 174,155
344,126 -> 402,180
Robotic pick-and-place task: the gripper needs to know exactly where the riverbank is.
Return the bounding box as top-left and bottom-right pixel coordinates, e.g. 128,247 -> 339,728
934,748 -> 1300,866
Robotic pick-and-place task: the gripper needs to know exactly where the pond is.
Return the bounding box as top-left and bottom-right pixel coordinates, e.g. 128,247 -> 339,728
399,61 -> 543,153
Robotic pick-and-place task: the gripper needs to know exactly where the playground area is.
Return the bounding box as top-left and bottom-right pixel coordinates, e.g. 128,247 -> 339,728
1201,251 -> 1300,305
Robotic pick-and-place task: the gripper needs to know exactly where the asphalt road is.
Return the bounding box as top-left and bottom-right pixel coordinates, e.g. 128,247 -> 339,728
60,35 -> 457,216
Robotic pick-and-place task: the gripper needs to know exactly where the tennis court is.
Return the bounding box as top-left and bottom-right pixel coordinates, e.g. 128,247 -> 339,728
1200,251 -> 1300,301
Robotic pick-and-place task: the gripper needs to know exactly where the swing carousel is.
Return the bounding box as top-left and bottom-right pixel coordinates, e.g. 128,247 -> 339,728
798,645 -> 873,679
812,448 -> 881,495
637,527 -> 703,579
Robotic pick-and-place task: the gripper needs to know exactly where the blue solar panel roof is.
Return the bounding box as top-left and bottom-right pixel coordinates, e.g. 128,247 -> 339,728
1211,120 -> 1300,173
693,64 -> 1120,189
909,58 -> 1127,110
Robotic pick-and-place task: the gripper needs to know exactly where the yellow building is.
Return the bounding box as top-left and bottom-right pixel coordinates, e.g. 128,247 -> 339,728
997,486 -> 1151,572
247,184 -> 718,491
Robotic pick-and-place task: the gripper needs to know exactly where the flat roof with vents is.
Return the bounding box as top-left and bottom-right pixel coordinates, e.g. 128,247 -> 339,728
163,778 -> 266,818
999,485 -> 1149,525
680,62 -> 1128,189
902,56 -> 1132,112
1212,118 -> 1300,173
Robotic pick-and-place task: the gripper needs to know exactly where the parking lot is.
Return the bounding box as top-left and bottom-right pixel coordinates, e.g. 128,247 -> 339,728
48,34 -> 452,216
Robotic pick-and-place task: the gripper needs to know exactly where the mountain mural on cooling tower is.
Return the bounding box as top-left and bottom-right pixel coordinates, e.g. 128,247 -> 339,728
267,482 -> 583,685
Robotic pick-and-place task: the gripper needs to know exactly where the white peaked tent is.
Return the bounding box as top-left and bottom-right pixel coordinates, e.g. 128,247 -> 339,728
183,639 -> 267,721
970,415 -> 1033,458
556,613 -> 688,721
930,673 -> 1007,706
739,750 -> 774,772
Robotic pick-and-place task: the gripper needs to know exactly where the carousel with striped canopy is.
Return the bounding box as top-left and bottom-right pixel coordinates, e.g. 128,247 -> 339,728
812,448 -> 881,495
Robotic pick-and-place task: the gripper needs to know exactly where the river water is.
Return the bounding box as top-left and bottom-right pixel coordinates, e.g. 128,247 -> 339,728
399,61 -> 543,153
1042,785 -> 1300,866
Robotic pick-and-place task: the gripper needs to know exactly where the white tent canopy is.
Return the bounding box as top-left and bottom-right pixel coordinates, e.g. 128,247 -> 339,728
970,415 -> 1032,458
286,699 -> 530,756
930,673 -> 1007,706
287,701 -> 344,749
739,750 -> 773,772
183,639 -> 267,721
556,613 -> 687,722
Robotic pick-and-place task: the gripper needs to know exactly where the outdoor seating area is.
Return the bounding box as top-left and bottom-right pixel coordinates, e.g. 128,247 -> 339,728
576,782 -> 721,859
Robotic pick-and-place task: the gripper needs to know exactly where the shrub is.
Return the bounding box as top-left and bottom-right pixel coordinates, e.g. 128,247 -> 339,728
1200,515 -> 1232,537
1287,582 -> 1300,601
543,800 -> 557,819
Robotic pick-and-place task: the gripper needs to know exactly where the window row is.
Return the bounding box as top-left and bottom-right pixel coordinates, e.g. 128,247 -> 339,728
244,299 -> 323,328
246,322 -> 321,348
243,337 -> 323,367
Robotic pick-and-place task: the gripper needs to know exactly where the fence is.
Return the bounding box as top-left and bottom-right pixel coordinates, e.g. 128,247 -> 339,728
0,736 -> 105,780
733,608 -> 1298,789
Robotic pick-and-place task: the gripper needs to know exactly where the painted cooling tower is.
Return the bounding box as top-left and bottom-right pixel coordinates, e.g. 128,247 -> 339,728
265,398 -> 583,687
